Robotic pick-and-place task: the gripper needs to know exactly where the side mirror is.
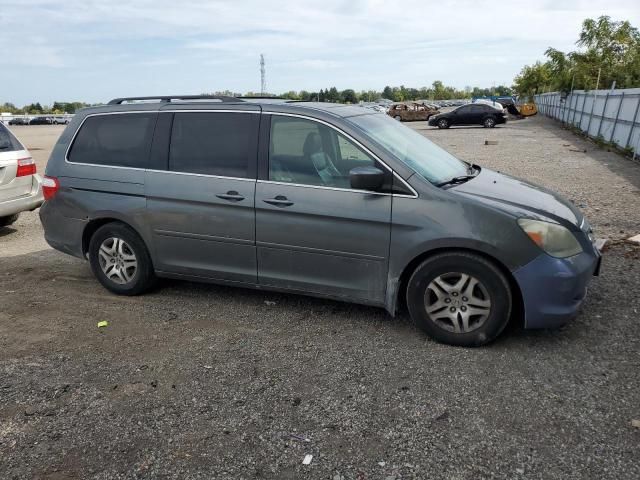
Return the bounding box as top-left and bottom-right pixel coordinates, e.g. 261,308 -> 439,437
349,166 -> 385,191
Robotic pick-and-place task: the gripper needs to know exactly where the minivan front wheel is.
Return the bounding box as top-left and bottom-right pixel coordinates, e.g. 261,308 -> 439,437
88,222 -> 156,295
406,252 -> 512,347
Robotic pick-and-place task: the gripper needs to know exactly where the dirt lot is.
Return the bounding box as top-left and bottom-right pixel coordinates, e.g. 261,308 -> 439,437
1,118 -> 640,479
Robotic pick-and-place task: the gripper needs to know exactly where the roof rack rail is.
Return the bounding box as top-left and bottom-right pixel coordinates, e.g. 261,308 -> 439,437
107,95 -> 241,105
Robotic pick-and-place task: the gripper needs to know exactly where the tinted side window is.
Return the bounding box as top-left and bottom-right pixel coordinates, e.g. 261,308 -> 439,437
68,113 -> 156,167
169,112 -> 258,178
0,124 -> 22,152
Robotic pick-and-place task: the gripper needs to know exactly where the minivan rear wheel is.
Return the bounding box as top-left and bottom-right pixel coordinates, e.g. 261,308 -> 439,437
88,222 -> 156,295
406,252 -> 512,347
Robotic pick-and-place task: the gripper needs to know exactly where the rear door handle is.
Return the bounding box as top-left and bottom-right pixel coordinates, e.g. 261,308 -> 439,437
263,195 -> 294,207
216,191 -> 245,202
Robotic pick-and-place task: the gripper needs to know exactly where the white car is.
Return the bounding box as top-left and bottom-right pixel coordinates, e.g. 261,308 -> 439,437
0,123 -> 43,227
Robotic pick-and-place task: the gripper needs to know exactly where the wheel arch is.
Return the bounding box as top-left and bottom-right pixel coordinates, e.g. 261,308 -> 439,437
82,216 -> 150,260
388,246 -> 524,326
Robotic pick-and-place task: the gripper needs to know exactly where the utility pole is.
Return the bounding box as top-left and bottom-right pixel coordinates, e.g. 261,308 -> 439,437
260,54 -> 266,95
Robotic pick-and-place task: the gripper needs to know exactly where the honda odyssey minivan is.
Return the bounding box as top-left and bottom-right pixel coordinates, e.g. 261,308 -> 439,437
40,95 -> 603,347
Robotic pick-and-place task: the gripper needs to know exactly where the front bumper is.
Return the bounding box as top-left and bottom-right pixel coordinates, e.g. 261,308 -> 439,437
0,175 -> 43,217
513,244 -> 602,329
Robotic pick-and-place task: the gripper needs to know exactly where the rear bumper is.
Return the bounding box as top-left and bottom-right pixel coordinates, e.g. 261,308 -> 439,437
39,200 -> 87,258
0,175 -> 43,217
513,247 -> 601,329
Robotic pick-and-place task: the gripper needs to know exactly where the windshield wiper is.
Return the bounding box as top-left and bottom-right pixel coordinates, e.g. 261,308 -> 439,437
435,175 -> 476,187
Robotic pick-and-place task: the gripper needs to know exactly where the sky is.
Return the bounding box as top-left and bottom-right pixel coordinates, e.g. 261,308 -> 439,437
2,0 -> 639,106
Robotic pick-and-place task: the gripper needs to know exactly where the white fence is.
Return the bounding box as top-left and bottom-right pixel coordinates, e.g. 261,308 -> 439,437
535,88 -> 640,155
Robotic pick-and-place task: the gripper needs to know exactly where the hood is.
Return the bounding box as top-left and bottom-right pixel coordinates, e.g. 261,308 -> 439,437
450,168 -> 583,227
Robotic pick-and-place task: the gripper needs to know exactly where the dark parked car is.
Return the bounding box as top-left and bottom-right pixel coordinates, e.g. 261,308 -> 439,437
8,117 -> 30,126
29,117 -> 54,125
39,95 -> 602,347
429,104 -> 507,129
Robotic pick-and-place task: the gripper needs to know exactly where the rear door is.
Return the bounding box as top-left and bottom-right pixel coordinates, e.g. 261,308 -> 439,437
0,123 -> 34,203
145,109 -> 260,283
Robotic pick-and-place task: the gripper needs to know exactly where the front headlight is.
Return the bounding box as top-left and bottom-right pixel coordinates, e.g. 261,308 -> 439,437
517,219 -> 583,258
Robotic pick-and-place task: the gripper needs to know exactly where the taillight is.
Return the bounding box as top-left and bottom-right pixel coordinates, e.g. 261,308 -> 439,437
42,176 -> 60,200
16,157 -> 36,177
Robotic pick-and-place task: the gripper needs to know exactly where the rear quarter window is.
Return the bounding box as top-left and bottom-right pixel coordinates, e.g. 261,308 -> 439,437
67,113 -> 157,168
0,124 -> 23,152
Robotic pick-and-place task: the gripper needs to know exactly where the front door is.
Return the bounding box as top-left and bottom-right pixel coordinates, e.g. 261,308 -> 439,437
255,115 -> 392,303
145,110 -> 260,283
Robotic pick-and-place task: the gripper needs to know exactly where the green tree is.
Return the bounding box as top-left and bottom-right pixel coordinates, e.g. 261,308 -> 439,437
513,16 -> 640,96
327,87 -> 340,102
341,89 -> 358,103
513,61 -> 553,99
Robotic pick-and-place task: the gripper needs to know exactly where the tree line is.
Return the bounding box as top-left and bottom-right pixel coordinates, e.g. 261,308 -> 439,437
514,16 -> 640,99
1,101 -> 93,115
218,82 -> 512,104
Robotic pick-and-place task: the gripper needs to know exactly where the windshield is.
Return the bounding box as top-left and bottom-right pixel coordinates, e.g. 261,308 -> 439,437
348,113 -> 468,184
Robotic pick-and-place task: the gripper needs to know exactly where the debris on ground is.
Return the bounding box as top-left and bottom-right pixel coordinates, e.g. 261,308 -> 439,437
627,234 -> 640,245
264,300 -> 276,306
287,433 -> 310,442
632,419 -> 640,428
484,140 -> 498,145
97,321 -> 108,328
303,454 -> 313,465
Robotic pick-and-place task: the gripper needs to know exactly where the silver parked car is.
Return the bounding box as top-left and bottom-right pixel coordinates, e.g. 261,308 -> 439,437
39,95 -> 602,347
0,123 -> 43,227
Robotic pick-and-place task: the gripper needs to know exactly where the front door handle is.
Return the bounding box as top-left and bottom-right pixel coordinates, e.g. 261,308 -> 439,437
216,191 -> 245,202
263,195 -> 294,207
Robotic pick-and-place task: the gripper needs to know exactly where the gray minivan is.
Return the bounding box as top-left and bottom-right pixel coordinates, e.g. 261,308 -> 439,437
40,96 -> 603,347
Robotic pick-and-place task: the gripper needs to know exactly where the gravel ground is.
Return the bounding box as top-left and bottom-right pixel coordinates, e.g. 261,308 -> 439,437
1,118 -> 639,479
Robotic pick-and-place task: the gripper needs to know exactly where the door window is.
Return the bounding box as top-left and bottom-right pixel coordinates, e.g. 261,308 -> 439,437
269,116 -> 382,190
169,112 -> 258,178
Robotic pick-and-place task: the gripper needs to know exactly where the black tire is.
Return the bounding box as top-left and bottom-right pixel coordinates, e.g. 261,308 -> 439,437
406,251 -> 512,347
0,214 -> 19,228
88,222 -> 156,295
437,118 -> 449,129
483,117 -> 496,128
394,115 -> 402,121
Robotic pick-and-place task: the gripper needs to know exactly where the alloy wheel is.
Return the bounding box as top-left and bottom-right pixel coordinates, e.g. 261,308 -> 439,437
98,237 -> 138,285
424,272 -> 491,333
